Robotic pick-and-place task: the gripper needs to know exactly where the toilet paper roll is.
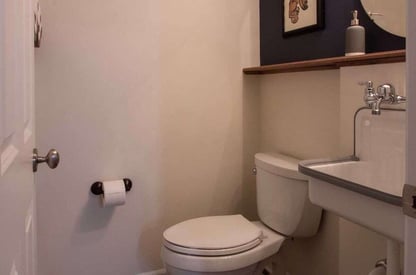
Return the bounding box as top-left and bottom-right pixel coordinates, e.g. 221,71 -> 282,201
101,180 -> 126,207
368,266 -> 386,275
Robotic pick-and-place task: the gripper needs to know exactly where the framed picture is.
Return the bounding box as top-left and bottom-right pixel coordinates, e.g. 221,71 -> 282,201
283,0 -> 324,37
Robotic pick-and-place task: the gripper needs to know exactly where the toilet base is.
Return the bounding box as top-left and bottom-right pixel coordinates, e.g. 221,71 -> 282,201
165,256 -> 274,275
165,263 -> 257,275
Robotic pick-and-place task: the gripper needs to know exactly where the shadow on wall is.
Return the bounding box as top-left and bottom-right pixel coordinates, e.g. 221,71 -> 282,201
258,69 -> 342,275
242,76 -> 261,220
138,221 -> 167,271
271,212 -> 340,275
74,195 -> 115,235
133,2 -> 261,272
70,191 -> 126,247
36,0 -> 260,274
134,75 -> 261,270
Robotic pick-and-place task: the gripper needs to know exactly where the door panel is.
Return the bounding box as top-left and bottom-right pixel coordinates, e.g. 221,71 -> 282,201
405,0 -> 416,274
0,0 -> 37,274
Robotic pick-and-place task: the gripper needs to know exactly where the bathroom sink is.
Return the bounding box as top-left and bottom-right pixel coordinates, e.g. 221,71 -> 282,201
299,108 -> 406,242
299,158 -> 404,241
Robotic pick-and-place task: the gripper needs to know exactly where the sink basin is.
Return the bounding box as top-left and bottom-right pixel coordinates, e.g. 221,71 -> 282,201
299,108 -> 405,242
299,158 -> 404,241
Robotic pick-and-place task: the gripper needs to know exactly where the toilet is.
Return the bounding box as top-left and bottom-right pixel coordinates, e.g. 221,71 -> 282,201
161,153 -> 322,275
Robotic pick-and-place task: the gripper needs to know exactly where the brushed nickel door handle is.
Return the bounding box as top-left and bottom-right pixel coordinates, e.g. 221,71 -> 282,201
32,148 -> 60,172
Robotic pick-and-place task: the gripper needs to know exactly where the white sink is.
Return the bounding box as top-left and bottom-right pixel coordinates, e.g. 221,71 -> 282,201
300,159 -> 404,241
299,108 -> 405,242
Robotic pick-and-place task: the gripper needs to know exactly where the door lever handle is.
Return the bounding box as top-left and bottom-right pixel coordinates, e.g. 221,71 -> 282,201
32,148 -> 60,172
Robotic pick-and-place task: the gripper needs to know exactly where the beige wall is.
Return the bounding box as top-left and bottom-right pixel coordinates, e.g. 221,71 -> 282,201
34,0 -> 407,274
35,1 -> 259,274
259,71 -> 341,160
258,63 -> 406,275
259,70 -> 341,275
338,63 -> 406,275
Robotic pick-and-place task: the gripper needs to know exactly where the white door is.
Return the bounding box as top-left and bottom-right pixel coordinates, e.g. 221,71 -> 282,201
405,0 -> 416,274
0,0 -> 38,274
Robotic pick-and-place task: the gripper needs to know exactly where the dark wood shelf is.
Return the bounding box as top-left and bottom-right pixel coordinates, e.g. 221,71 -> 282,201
243,50 -> 405,75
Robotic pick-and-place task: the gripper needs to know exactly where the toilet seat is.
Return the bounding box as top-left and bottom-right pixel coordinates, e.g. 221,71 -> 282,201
163,215 -> 263,256
161,221 -> 286,273
164,238 -> 262,256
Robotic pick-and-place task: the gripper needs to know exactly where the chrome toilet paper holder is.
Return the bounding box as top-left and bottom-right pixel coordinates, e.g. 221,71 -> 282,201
90,178 -> 133,195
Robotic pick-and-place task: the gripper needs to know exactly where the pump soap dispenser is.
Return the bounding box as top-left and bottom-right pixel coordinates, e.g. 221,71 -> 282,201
345,10 -> 365,56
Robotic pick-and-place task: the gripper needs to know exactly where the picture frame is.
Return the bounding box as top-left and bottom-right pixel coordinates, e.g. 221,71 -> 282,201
282,0 -> 324,37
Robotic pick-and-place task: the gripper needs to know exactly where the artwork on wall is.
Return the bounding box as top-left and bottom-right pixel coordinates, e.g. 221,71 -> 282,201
283,0 -> 324,37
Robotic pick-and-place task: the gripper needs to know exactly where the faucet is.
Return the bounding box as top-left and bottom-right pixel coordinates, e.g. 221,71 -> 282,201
361,81 -> 406,115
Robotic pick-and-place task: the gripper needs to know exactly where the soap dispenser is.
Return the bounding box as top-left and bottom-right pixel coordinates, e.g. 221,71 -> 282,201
345,10 -> 365,56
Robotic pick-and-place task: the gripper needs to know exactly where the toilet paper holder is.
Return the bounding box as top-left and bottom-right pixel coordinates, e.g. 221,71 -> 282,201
90,178 -> 133,195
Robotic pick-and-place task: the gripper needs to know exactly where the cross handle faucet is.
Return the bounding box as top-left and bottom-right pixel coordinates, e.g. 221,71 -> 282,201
360,81 -> 406,115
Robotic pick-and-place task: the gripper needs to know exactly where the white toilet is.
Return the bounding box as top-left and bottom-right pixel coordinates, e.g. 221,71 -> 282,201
161,153 -> 322,275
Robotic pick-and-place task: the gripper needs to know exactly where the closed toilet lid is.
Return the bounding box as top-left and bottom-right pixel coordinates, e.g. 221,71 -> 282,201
163,215 -> 263,256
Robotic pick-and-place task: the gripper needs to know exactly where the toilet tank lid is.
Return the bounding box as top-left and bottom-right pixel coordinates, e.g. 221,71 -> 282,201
255,153 -> 307,180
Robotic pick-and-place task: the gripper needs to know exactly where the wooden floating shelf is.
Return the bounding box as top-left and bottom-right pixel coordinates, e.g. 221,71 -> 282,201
243,50 -> 405,75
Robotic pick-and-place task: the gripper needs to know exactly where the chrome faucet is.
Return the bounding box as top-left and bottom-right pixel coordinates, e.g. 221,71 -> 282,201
361,81 -> 406,115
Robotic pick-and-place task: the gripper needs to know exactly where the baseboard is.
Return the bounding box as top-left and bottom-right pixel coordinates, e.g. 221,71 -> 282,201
137,268 -> 166,275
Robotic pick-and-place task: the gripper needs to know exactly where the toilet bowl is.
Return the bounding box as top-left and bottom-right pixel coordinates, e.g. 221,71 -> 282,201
161,153 -> 322,275
162,218 -> 285,275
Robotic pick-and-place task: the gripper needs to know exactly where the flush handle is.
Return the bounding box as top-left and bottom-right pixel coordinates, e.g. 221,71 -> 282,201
32,148 -> 60,172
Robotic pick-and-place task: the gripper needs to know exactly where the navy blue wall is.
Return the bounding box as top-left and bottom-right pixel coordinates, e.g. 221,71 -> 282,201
260,0 -> 405,65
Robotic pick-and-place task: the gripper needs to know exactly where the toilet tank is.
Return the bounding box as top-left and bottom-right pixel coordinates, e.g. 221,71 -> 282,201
255,153 -> 322,237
